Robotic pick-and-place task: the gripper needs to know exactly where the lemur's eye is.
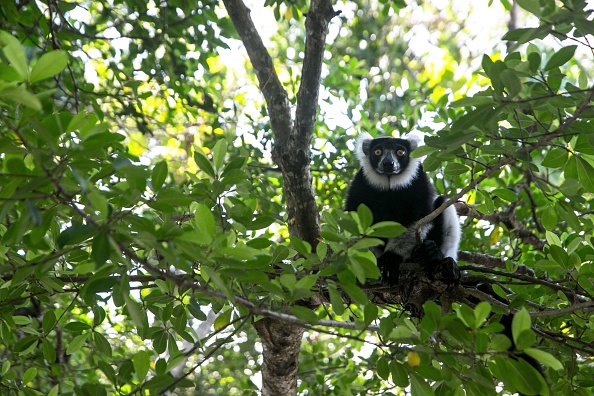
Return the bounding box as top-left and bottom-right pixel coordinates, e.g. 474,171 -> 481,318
374,149 -> 382,156
396,149 -> 406,157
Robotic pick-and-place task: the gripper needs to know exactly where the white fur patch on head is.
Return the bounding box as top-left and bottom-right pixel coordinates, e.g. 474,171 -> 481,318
402,131 -> 424,150
355,132 -> 374,163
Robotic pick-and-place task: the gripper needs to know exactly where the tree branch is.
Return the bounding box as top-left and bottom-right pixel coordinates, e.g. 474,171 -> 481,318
221,0 -> 292,143
294,1 -> 340,142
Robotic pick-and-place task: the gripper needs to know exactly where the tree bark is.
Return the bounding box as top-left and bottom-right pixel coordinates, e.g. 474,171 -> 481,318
220,1 -> 337,394
253,318 -> 305,396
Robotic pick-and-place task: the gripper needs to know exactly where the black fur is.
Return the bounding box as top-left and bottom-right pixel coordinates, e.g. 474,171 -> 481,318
345,134 -> 460,284
345,162 -> 435,227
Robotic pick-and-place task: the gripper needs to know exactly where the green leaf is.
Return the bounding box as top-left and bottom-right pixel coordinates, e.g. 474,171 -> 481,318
527,51 -> 541,73
295,274 -> 318,292
193,203 -> 215,244
541,147 -> 568,168
1,361 -> 11,376
515,328 -> 536,350
409,144 -> 437,158
368,221 -> 406,238
25,198 -> 42,226
377,356 -> 390,380
339,280 -> 368,305
444,162 -> 470,176
490,333 -> 512,351
124,295 -> 147,331
328,284 -> 344,315
289,305 -> 318,324
0,85 -> 41,110
87,188 -> 108,219
48,385 -> 59,396
576,157 -> 594,193
456,304 -> 476,329
451,105 -> 499,133
42,310 -> 56,334
93,332 -> 112,357
545,45 -> 577,71
212,139 -> 227,172
29,50 -> 68,83
363,303 -> 378,326
245,215 -> 276,230
421,301 -> 441,339
410,372 -> 434,396
390,362 -> 409,387
516,0 -> 540,16
524,348 -> 563,370
450,96 -> 495,108
193,148 -> 215,178
152,330 -> 168,354
153,189 -> 194,207
540,205 -> 557,231
502,27 -> 547,45
57,223 -> 96,248
42,339 -> 56,363
133,350 -> 151,380
499,69 -> 522,97
510,357 -> 548,395
66,334 -> 88,355
0,31 -> 28,80
151,160 -> 168,191
350,252 -> 380,280
351,237 -> 384,251
474,302 -> 491,328
271,245 -> 290,263
221,168 -> 246,188
91,232 -> 111,267
511,308 -> 531,347
492,188 -> 517,202
290,236 -> 312,256
357,204 -> 373,230
23,367 -> 37,384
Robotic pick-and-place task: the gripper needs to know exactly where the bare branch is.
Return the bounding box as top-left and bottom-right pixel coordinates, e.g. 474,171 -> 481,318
221,0 -> 292,143
294,0 -> 340,142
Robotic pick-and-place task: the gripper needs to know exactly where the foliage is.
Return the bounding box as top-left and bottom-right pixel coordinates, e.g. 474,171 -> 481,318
1,0 -> 594,395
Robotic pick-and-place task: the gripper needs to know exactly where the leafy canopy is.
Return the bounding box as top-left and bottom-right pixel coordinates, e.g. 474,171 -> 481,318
1,0 -> 594,395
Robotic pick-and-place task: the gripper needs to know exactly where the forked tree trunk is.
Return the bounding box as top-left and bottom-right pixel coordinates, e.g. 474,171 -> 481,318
220,0 -> 337,394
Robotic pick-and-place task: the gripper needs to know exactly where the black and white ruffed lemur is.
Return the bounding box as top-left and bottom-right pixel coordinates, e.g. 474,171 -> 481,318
344,133 -> 547,394
344,132 -> 461,283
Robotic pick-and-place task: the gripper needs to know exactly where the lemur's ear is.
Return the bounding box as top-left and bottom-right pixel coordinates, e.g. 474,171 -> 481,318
356,132 -> 374,159
403,132 -> 424,151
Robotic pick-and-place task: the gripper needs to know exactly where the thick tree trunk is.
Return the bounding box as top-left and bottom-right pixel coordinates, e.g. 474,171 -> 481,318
253,318 -> 306,396
221,0 -> 337,394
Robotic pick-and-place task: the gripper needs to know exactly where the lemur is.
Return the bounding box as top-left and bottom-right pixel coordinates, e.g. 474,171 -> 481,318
344,132 -> 460,283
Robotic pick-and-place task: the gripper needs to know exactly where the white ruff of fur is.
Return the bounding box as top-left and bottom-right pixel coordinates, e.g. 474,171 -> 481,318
439,204 -> 461,260
355,132 -> 421,191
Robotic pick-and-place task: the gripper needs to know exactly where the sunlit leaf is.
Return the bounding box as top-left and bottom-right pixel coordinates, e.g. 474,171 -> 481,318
151,160 -> 168,191
511,308 -> 531,347
0,31 -> 28,79
30,50 -> 68,83
133,350 -> 151,380
524,348 -> 563,370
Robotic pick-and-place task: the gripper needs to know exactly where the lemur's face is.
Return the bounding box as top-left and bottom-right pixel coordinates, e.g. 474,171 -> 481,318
364,138 -> 412,176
